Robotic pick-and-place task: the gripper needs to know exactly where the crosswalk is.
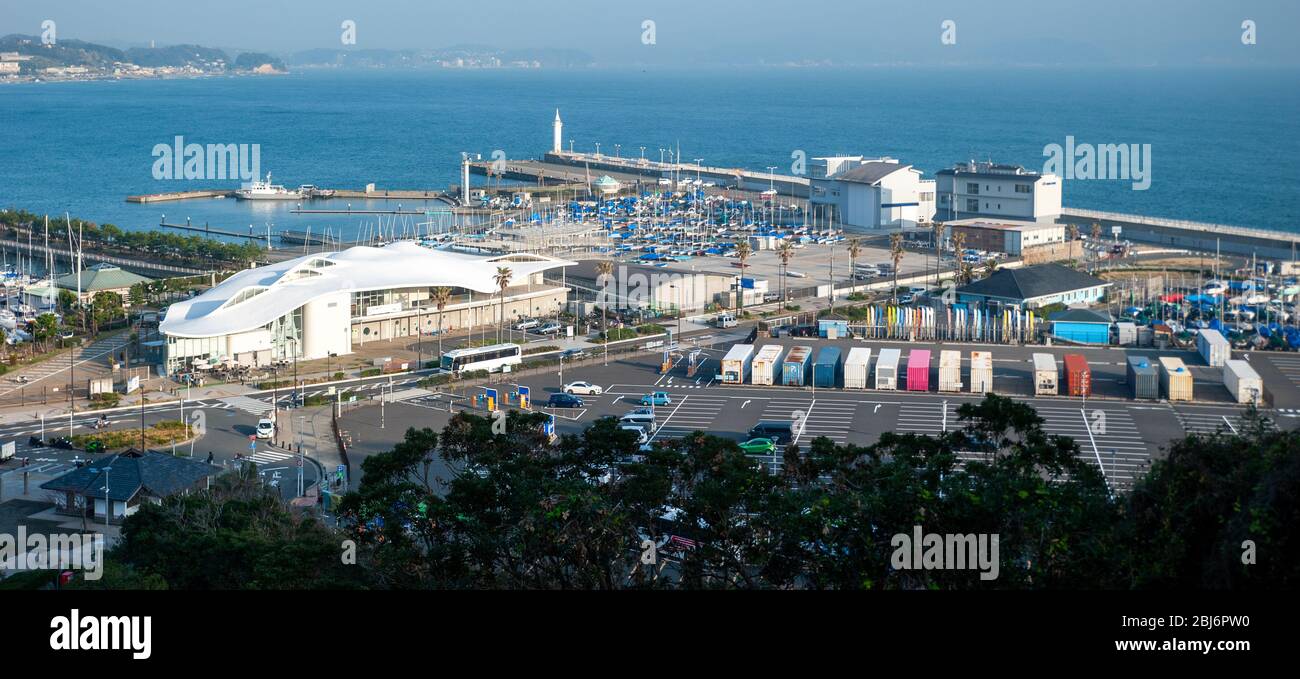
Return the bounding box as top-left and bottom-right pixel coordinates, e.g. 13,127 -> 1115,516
0,333 -> 132,395
220,395 -> 275,416
239,448 -> 296,465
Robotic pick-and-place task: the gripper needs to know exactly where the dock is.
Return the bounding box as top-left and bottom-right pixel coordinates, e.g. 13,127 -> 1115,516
126,190 -> 232,203
160,218 -> 267,241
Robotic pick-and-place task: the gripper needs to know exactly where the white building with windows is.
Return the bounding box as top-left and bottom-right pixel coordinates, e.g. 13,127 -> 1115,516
935,160 -> 1061,221
159,242 -> 573,375
809,156 -> 934,229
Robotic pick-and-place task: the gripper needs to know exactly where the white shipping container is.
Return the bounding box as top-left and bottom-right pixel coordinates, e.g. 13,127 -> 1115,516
1197,329 -> 1230,367
844,347 -> 872,389
938,350 -> 963,392
969,351 -> 994,394
1223,359 -> 1263,405
875,348 -> 901,390
720,344 -> 755,384
751,344 -> 786,386
1032,353 -> 1058,395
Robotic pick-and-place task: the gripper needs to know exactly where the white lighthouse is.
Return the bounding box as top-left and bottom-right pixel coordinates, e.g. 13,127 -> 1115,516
552,109 -> 563,154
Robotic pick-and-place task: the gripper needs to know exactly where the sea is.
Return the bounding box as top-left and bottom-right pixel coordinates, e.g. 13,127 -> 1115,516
1,67 -> 1298,243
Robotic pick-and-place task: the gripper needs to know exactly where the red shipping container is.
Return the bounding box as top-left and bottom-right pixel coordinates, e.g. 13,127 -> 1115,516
906,349 -> 931,391
1063,354 -> 1091,397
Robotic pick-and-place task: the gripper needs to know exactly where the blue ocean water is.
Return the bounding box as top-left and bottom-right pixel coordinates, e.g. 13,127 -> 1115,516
1,67 -> 1298,241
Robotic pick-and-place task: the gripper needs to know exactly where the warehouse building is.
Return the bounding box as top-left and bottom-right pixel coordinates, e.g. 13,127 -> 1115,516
955,263 -> 1110,308
935,160 -> 1062,221
810,156 -> 935,229
552,259 -> 736,314
945,219 -> 1066,255
158,242 -> 573,374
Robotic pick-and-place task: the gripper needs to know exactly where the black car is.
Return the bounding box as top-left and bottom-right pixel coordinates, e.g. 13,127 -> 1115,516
789,325 -> 818,338
48,437 -> 74,450
748,421 -> 795,445
547,393 -> 585,408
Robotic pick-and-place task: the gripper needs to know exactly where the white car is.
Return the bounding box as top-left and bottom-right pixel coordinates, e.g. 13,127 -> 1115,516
255,418 -> 275,439
514,318 -> 540,331
619,424 -> 650,445
564,381 -> 603,395
538,322 -> 563,334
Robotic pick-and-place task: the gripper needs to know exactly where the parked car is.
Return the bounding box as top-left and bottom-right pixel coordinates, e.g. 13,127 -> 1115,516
564,381 -> 603,395
738,438 -> 777,454
639,391 -> 672,406
748,421 -> 796,445
547,393 -> 585,408
619,424 -> 650,445
619,408 -> 657,430
897,294 -> 914,304
538,322 -> 563,334
513,318 -> 540,331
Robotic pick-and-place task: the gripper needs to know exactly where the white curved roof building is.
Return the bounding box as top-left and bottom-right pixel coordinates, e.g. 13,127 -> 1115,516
160,242 -> 574,374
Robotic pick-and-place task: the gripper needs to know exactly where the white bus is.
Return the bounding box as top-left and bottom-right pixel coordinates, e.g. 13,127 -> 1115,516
440,343 -> 523,373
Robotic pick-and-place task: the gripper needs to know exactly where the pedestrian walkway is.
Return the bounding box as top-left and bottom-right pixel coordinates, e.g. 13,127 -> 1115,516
220,395 -> 275,416
240,448 -> 296,465
0,332 -> 132,396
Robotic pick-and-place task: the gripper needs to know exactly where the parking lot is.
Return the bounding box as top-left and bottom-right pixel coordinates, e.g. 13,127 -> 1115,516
325,333 -> 1300,492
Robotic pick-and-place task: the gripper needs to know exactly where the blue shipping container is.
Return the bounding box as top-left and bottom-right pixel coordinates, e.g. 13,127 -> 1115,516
813,347 -> 842,388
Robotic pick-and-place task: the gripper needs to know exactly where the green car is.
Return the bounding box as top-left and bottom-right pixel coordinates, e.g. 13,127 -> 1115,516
738,438 -> 776,455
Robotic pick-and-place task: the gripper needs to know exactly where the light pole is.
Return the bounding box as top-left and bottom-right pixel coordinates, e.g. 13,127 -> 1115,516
102,465 -> 112,527
297,415 -> 305,497
595,143 -> 601,158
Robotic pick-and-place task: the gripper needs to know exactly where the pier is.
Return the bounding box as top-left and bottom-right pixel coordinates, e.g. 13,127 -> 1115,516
1059,208 -> 1300,261
126,190 -> 232,203
160,218 -> 267,241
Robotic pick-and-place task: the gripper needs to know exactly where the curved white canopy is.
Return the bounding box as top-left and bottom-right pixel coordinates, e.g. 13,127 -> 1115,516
160,242 -> 573,339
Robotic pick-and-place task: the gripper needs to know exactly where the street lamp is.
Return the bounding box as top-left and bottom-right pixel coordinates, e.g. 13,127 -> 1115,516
595,142 -> 601,158
102,465 -> 112,527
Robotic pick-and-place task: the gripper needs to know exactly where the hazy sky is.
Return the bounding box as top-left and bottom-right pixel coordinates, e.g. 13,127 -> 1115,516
3,0 -> 1298,66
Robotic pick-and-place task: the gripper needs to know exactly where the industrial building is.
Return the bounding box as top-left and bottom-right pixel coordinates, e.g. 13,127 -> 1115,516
552,259 -> 736,315
935,160 -> 1061,222
955,263 -> 1110,308
945,219 -> 1066,255
809,156 -> 935,229
158,242 -> 574,375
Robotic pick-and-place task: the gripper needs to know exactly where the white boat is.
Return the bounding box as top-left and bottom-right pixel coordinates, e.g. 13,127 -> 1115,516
236,173 -> 302,201
0,309 -> 15,331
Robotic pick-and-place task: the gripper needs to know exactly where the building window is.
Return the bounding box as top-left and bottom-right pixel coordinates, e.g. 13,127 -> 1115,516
966,182 -> 979,195
966,198 -> 979,213
1015,184 -> 1032,193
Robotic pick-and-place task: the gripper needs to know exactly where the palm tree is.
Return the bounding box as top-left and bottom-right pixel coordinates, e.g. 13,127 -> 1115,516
846,238 -> 862,294
950,231 -> 967,289
734,239 -> 752,315
493,266 -> 512,344
1090,221 -> 1103,272
1068,224 -> 1080,266
595,260 -> 614,365
432,286 -> 452,362
932,221 -> 946,288
776,239 -> 795,307
889,233 -> 904,305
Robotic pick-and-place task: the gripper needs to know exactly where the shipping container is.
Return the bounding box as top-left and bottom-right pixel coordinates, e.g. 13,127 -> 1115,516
906,349 -> 931,392
1223,359 -> 1263,405
1032,353 -> 1058,395
782,345 -> 813,386
720,344 -> 754,384
969,351 -> 994,394
813,347 -> 842,388
844,347 -> 872,389
751,345 -> 785,386
1197,328 -> 1230,367
1116,322 -> 1137,346
1063,353 -> 1091,397
1158,356 -> 1194,402
876,348 -> 901,390
1126,356 -> 1160,400
938,350 -> 963,392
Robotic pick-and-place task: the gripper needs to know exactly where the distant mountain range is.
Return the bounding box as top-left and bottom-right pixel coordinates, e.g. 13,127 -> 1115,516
0,34 -> 284,73
286,45 -> 594,69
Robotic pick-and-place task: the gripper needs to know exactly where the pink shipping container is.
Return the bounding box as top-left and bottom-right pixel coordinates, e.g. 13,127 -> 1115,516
906,349 -> 931,392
